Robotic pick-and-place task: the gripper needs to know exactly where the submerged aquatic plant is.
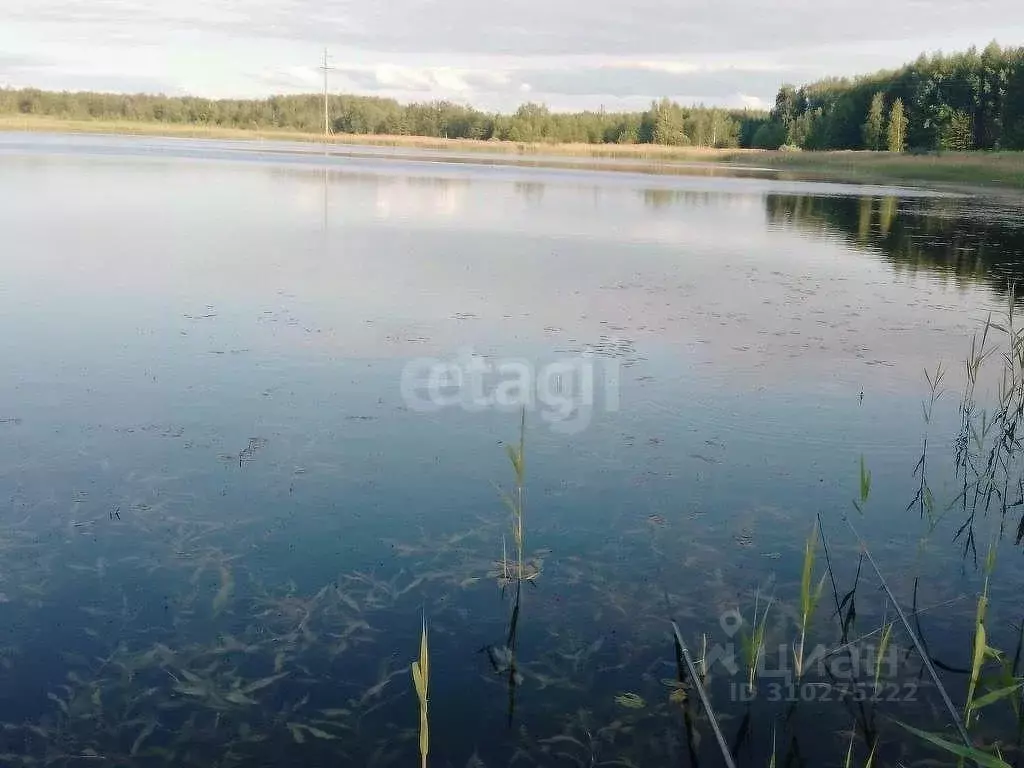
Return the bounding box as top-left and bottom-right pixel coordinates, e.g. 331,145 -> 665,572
411,615 -> 429,768
614,692 -> 646,709
501,581 -> 523,728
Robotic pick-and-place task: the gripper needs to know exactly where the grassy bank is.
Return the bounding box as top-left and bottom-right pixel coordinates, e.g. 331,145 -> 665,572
747,149 -> 1024,190
3,115 -> 1024,189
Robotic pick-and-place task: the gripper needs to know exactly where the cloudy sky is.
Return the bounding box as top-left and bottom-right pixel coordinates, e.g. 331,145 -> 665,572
2,0 -> 1023,112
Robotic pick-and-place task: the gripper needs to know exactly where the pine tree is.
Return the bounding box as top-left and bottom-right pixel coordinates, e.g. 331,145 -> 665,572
887,98 -> 908,152
862,92 -> 886,149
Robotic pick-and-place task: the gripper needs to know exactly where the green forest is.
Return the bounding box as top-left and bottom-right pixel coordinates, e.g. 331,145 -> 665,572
2,41 -> 1023,151
0,88 -> 761,148
761,42 -> 1024,151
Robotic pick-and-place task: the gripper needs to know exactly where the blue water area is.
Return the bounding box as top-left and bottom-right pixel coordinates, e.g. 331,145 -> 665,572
1,133 -> 1024,766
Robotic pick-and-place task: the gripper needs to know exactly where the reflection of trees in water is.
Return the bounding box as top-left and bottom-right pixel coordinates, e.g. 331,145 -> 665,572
640,188 -> 728,209
766,194 -> 1024,295
266,166 -> 469,194
404,176 -> 467,191
263,166 -> 473,221
514,182 -> 545,204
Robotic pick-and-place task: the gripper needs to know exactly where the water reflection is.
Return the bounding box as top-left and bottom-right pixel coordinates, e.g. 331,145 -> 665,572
765,194 -> 1024,296
269,166 -> 472,221
514,181 -> 545,205
640,188 -> 726,209
375,176 -> 468,219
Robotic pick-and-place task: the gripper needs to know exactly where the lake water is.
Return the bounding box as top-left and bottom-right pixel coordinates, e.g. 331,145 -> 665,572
2,132 -> 1024,767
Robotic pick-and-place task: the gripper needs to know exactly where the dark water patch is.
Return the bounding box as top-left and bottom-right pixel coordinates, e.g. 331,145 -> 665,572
766,193 -> 1024,299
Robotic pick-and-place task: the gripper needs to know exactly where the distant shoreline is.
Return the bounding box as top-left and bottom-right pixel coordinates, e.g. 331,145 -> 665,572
2,115 -> 1023,191
0,115 -> 747,161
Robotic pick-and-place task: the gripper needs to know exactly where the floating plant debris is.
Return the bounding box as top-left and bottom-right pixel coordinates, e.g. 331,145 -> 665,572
238,437 -> 269,466
614,693 -> 646,709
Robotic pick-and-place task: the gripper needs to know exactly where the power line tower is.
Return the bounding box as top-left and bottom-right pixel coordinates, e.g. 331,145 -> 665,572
320,49 -> 336,139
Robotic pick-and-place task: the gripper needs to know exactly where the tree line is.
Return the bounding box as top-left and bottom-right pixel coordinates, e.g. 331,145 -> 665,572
0,88 -> 764,148
754,42 -> 1024,151
4,42 -> 1022,152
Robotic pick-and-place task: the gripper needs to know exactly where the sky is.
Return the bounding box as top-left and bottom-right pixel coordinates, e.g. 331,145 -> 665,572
2,0 -> 1023,113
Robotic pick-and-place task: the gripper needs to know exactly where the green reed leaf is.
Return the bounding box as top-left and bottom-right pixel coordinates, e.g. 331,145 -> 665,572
893,720 -> 1010,768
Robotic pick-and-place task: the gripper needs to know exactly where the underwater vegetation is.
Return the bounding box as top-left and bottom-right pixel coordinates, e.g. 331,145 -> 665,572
6,302 -> 1024,766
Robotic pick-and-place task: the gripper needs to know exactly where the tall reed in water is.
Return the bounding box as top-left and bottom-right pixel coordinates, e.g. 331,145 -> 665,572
843,725 -> 877,768
961,540 -> 1023,733
908,363 -> 946,533
498,408 -> 527,582
953,289 -> 1024,560
740,588 -> 772,694
794,519 -> 827,681
411,615 -> 429,768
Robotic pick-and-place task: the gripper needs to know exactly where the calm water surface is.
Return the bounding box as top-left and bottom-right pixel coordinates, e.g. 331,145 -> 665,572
2,133 -> 1024,767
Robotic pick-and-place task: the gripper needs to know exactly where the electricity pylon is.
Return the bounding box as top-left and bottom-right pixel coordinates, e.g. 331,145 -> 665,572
320,49 -> 336,139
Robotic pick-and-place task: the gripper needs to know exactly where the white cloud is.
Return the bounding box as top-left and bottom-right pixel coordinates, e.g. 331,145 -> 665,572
1,1 -> 1022,111
285,66 -> 321,87
434,69 -> 472,92
373,65 -> 431,92
738,94 -> 768,110
621,61 -> 702,75
610,59 -> 792,75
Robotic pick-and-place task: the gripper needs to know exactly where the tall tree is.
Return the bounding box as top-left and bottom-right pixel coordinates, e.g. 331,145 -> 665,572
651,98 -> 688,146
1002,55 -> 1024,149
772,85 -> 801,130
863,92 -> 886,149
751,121 -> 787,149
887,98 -> 908,152
937,107 -> 974,150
